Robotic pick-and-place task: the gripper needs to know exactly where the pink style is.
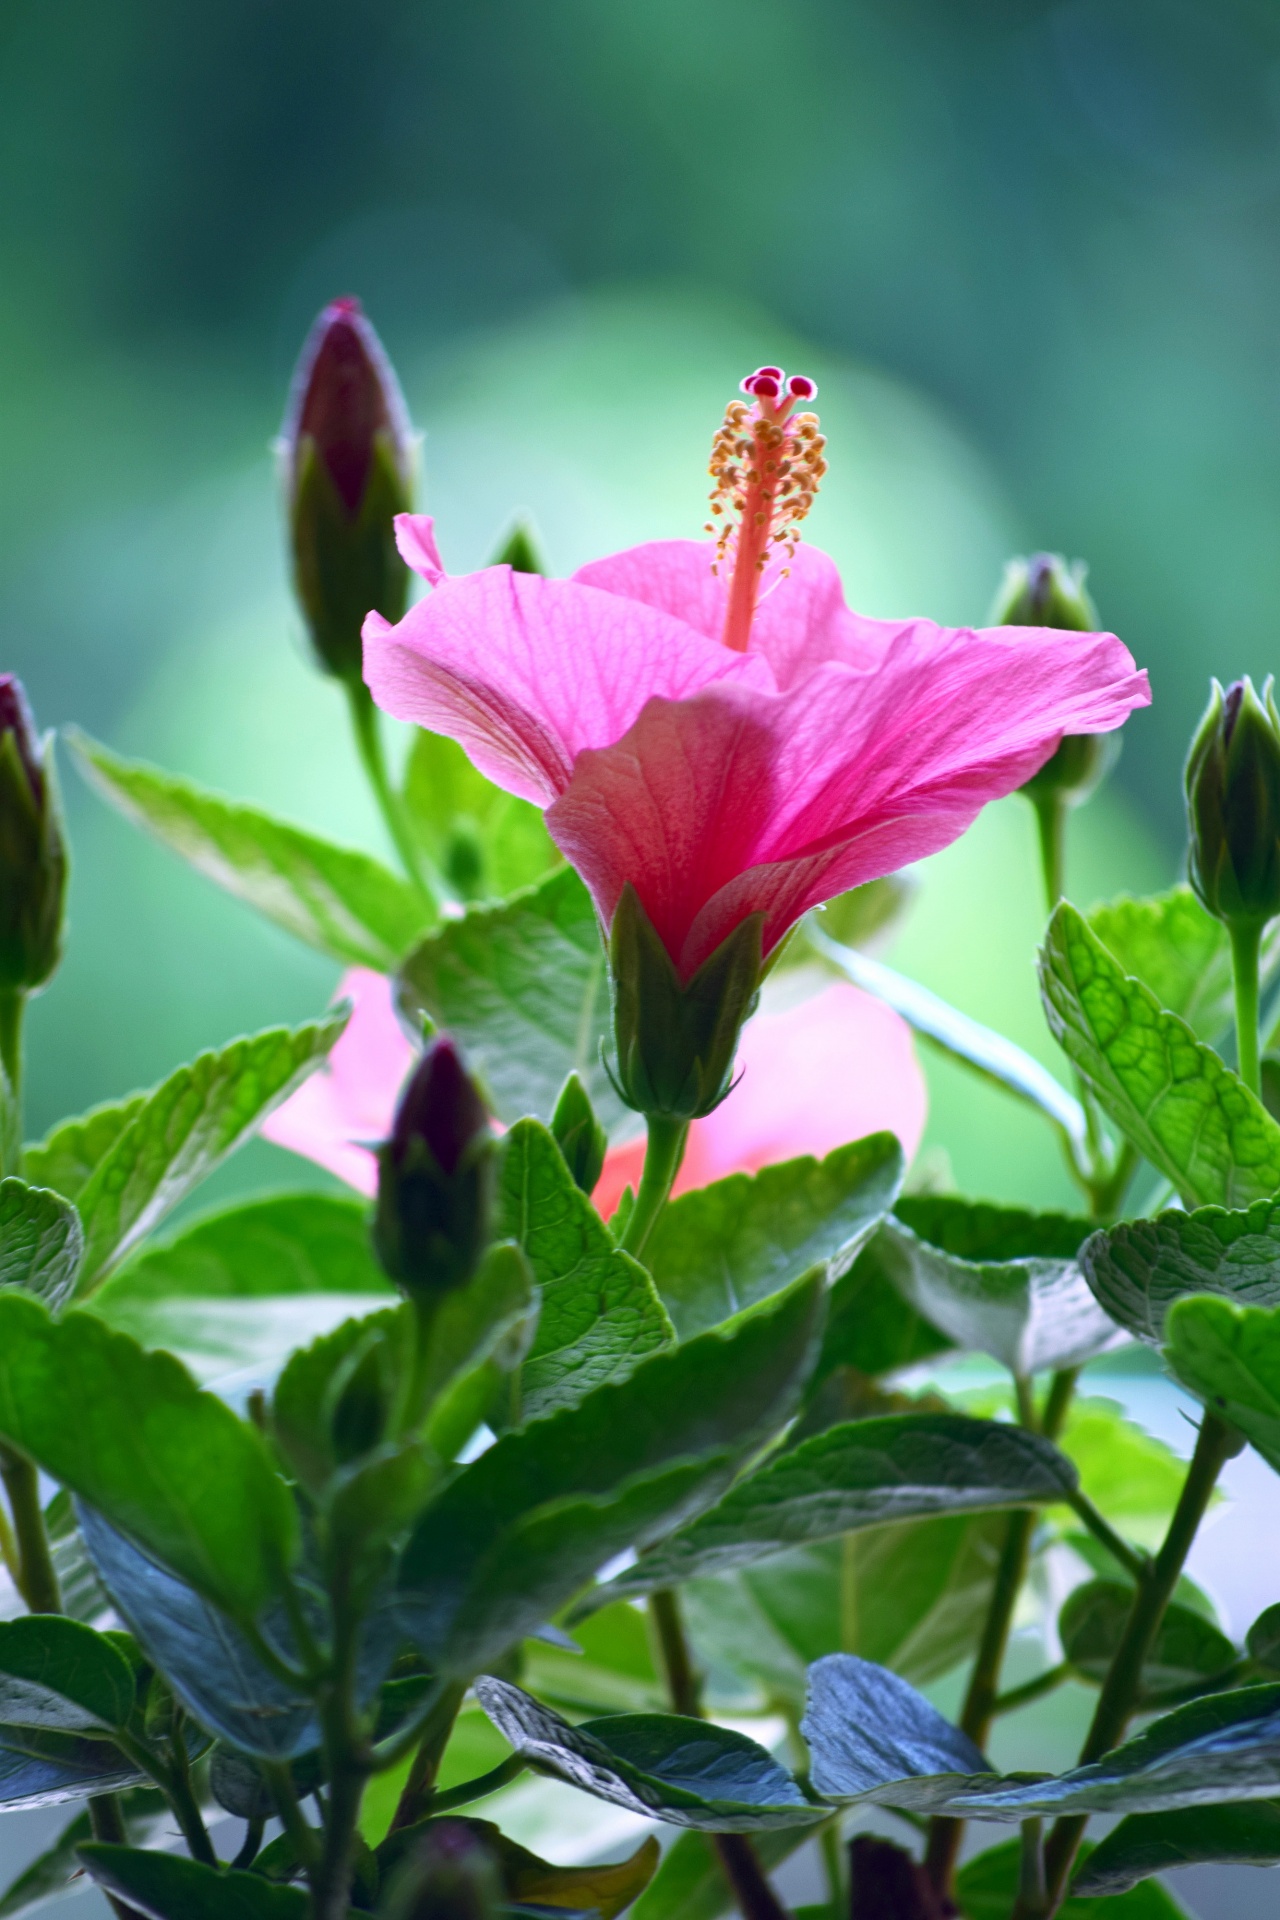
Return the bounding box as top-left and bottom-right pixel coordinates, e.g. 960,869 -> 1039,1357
261,967 -> 928,1216
361,369 -> 1150,982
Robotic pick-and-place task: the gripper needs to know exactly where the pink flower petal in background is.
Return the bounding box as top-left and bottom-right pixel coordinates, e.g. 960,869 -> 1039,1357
261,967 -> 412,1196
262,970 -> 927,1220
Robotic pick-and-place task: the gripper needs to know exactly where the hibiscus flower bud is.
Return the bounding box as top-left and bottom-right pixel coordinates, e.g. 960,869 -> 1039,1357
373,1037 -> 496,1298
994,554 -> 1118,809
281,297 -> 415,685
380,1819 -> 501,1920
1186,676 -> 1280,931
0,677 -> 67,993
609,886 -> 762,1120
550,1071 -> 608,1193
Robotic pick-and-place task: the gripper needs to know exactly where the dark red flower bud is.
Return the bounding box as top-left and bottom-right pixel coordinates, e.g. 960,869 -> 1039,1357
373,1037 -> 495,1297
281,297 -> 415,684
0,676 -> 66,993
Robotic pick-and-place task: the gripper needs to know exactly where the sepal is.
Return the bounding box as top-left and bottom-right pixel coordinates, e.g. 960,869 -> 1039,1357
608,885 -> 761,1120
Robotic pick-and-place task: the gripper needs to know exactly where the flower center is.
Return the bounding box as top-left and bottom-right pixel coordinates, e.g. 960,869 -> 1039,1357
707,368 -> 827,652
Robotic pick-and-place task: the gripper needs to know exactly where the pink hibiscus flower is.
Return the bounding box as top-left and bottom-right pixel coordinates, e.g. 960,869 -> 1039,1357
363,369 -> 1150,980
260,968 -> 928,1214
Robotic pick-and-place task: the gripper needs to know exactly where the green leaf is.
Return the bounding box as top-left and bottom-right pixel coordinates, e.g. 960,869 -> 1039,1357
0,1179 -> 83,1308
78,1508 -> 315,1759
589,1415 -> 1076,1601
865,1200 -> 1119,1377
644,1135 -> 903,1341
498,1119 -> 672,1416
1165,1296 -> 1280,1469
0,1295 -> 297,1617
801,1652 -> 990,1806
403,728 -> 561,901
0,1617 -> 137,1732
68,730 -> 431,969
380,1815 -> 659,1920
1074,1801 -> 1280,1895
396,1273 -> 826,1676
23,1098 -> 145,1205
814,1245 -> 952,1381
1059,1580 -> 1237,1693
1039,901 -> 1280,1208
67,1013 -> 349,1293
631,1830 -> 815,1920
812,929 -> 1089,1162
475,1678 -> 815,1831
1087,885 -> 1242,1040
0,1728 -> 143,1808
683,1516 -> 1010,1716
77,1844 -> 310,1920
1057,1400 -> 1188,1549
959,1838 -> 1191,1917
1081,1199 -> 1280,1345
396,865 -> 626,1132
906,1683 -> 1280,1821
90,1191 -> 395,1382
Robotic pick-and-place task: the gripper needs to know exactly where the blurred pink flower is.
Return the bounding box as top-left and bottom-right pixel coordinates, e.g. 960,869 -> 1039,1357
261,968 -> 928,1213
364,371 -> 1146,980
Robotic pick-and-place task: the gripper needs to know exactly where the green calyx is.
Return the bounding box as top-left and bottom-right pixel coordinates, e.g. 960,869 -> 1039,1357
0,729 -> 67,993
1186,675 -> 1280,932
373,1127 -> 498,1302
289,430 -> 412,684
607,884 -> 763,1121
550,1071 -> 608,1194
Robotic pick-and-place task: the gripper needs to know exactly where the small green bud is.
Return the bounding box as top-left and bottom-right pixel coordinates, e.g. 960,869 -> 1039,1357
281,297 -> 415,684
0,678 -> 67,993
550,1071 -> 608,1193
379,1820 -> 502,1920
490,520 -> 545,574
373,1037 -> 496,1297
326,1326 -> 394,1464
994,553 -> 1119,808
608,886 -> 761,1120
1185,676 -> 1280,931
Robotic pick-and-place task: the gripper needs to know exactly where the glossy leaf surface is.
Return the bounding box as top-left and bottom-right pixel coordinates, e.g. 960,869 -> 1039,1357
69,731 -> 430,969
1082,1199 -> 1280,1344
644,1135 -> 902,1341
0,1180 -> 82,1309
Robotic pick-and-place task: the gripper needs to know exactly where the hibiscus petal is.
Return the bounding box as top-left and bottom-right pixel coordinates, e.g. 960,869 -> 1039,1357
363,566 -> 771,805
550,624 -> 1149,975
261,967 -> 413,1196
574,538 -> 896,685
394,513 -> 448,585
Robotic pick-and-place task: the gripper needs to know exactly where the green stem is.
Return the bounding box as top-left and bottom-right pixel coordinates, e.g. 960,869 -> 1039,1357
232,1818 -> 265,1871
426,1753 -> 528,1813
0,987 -> 24,1177
89,1796 -> 147,1920
1019,1818 -> 1047,1916
387,1677 -> 467,1830
1029,1412 -> 1237,1917
926,1367 -> 1077,1897
649,1587 -> 792,1920
163,1731 -> 217,1867
618,1116 -> 688,1259
1033,794 -> 1066,915
992,1663 -> 1071,1718
1063,1488 -> 1149,1583
311,1583 -> 370,1920
263,1760 -> 321,1879
346,681 -> 439,909
1231,919 -> 1263,1098
0,1451 -> 60,1613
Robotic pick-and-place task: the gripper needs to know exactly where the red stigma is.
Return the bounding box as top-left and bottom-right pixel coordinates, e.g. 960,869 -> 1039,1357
788,374 -> 817,399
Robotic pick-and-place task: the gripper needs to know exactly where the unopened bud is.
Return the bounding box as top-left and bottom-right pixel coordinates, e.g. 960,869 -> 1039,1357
994,553 -> 1119,809
282,297 -> 415,684
379,1820 -> 502,1920
550,1072 -> 608,1194
609,886 -> 761,1120
0,678 -> 67,993
1186,676 -> 1280,931
373,1038 -> 496,1297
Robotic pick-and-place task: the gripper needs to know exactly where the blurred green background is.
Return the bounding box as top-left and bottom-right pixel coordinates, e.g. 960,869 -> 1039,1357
3,0 -> 1276,1209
